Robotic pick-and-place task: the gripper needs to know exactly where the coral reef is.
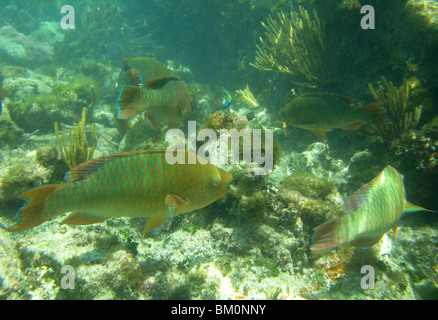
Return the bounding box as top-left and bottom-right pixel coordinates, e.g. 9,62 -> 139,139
203,111 -> 248,133
6,74 -> 98,133
250,6 -> 329,88
407,0 -> 438,29
0,116 -> 24,149
55,108 -> 97,169
0,26 -> 53,67
0,149 -> 53,201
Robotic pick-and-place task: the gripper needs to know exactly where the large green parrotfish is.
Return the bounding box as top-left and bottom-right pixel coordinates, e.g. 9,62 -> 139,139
279,93 -> 390,140
6,150 -> 232,233
117,58 -> 191,131
311,165 -> 433,250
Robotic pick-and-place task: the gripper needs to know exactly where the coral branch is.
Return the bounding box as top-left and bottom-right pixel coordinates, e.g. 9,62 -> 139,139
55,107 -> 97,168
364,77 -> 423,140
250,6 -> 328,88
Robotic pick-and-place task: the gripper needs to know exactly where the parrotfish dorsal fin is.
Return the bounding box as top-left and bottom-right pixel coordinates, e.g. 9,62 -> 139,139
65,150 -> 201,183
65,150 -> 156,182
123,57 -> 174,81
343,179 -> 376,213
65,156 -> 115,182
299,93 -> 359,105
65,150 -> 205,183
146,76 -> 180,90
117,86 -> 143,119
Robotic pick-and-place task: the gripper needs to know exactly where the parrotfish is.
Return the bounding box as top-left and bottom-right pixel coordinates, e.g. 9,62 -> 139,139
117,58 -> 191,130
279,93 -> 390,140
311,165 -> 433,250
6,150 -> 232,233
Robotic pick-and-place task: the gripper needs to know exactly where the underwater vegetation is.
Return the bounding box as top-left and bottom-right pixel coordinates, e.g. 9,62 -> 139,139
54,107 -> 97,169
363,77 -> 423,141
250,6 -> 329,89
58,0 -> 162,64
54,0 -> 118,62
235,86 -> 260,109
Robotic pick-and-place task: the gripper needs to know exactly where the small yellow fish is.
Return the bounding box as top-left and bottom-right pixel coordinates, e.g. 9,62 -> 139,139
117,58 -> 191,130
311,165 -> 433,250
279,93 -> 390,140
6,150 -> 232,233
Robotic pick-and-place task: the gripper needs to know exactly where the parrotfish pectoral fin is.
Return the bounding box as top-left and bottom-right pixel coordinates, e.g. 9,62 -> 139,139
403,201 -> 434,214
61,212 -> 108,225
143,216 -> 168,234
165,194 -> 189,217
311,129 -> 329,140
350,234 -> 384,248
363,103 -> 390,125
8,185 -> 59,232
117,86 -> 143,119
311,218 -> 342,250
145,76 -> 180,89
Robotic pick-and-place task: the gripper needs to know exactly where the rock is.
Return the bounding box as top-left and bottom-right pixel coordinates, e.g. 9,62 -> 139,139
0,26 -> 53,67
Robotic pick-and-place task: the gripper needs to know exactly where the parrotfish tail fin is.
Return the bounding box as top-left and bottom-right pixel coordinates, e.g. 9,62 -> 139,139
145,76 -> 180,89
311,218 -> 342,250
403,201 -> 434,214
363,102 -> 391,125
117,86 -> 143,119
125,69 -> 143,87
8,185 -> 59,232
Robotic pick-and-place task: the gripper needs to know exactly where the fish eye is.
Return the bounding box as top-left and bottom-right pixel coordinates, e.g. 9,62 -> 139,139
213,177 -> 220,186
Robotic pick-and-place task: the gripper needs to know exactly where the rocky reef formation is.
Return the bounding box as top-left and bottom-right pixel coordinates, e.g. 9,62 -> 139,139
0,26 -> 53,67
